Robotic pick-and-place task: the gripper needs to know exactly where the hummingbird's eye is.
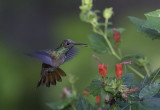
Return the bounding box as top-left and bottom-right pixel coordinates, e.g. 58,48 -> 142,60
66,42 -> 70,45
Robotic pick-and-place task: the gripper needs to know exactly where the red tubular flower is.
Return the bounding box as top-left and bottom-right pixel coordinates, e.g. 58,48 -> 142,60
96,95 -> 100,104
84,90 -> 89,95
115,64 -> 123,78
98,64 -> 107,78
113,30 -> 121,43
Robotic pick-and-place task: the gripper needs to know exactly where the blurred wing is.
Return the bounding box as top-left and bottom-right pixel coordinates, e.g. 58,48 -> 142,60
26,50 -> 53,66
65,47 -> 78,62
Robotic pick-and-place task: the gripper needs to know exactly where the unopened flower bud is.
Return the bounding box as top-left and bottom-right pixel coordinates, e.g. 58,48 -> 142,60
103,8 -> 113,20
84,0 -> 93,5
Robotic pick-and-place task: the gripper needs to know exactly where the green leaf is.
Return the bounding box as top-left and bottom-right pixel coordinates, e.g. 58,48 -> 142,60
56,98 -> 73,110
122,73 -> 134,86
143,9 -> 160,33
132,98 -> 160,110
146,68 -> 160,83
46,102 -> 58,110
144,9 -> 160,22
139,83 -> 160,98
129,16 -> 160,39
136,56 -> 149,67
128,16 -> 145,32
104,87 -> 114,93
46,98 -> 73,110
142,98 -> 160,110
88,34 -> 109,54
143,21 -> 160,33
116,28 -> 126,33
121,54 -> 144,61
99,90 -> 107,107
76,95 -> 97,110
86,79 -> 103,96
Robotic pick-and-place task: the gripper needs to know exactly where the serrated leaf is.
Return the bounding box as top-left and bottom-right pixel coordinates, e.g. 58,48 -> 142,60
139,83 -> 160,98
86,79 -> 103,96
142,98 -> 160,110
88,34 -> 109,54
116,99 -> 129,110
143,9 -> 160,33
128,16 -> 145,32
133,98 -> 160,110
144,68 -> 160,84
122,73 -> 135,86
129,16 -> 160,39
143,21 -> 160,33
155,79 -> 160,84
145,9 -> 160,22
122,54 -> 144,61
76,95 -> 97,110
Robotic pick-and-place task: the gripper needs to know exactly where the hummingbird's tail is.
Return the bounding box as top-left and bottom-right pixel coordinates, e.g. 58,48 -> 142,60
37,63 -> 66,87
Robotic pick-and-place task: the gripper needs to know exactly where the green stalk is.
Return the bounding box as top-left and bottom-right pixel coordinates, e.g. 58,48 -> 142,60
71,104 -> 76,110
102,19 -> 144,79
150,68 -> 160,84
103,32 -> 144,79
128,65 -> 144,79
80,4 -> 145,79
93,27 -> 144,78
144,65 -> 150,77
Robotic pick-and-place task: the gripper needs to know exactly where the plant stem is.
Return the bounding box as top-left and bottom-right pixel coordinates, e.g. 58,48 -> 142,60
103,34 -> 121,60
141,74 -> 147,87
151,68 -> 160,84
124,65 -> 127,74
121,103 -> 130,110
144,65 -> 150,77
118,48 -> 122,58
72,84 -> 77,96
100,32 -> 144,79
104,33 -> 144,78
129,101 -> 132,110
71,104 -> 76,110
85,9 -> 145,79
128,65 -> 144,79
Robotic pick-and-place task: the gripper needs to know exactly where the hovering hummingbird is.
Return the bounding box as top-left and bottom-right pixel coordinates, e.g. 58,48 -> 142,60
27,39 -> 87,87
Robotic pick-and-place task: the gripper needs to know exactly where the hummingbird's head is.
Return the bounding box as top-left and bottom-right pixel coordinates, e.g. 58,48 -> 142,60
61,39 -> 87,48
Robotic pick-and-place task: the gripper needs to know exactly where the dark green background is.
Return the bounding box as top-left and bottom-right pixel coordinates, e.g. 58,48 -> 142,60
0,0 -> 160,110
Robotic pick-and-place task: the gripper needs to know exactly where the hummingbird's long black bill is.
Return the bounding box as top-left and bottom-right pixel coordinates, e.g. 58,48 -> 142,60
72,43 -> 87,47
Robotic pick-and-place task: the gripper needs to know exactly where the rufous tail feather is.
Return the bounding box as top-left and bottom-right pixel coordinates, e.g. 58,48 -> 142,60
37,64 -> 66,87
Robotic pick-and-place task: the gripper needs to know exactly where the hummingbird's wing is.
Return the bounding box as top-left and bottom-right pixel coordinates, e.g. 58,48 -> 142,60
65,47 -> 78,62
26,50 -> 53,66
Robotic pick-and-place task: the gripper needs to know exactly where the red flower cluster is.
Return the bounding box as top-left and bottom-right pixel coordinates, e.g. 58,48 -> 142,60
84,90 -> 89,95
113,30 -> 121,43
115,64 -> 123,78
98,64 -> 107,78
96,95 -> 100,104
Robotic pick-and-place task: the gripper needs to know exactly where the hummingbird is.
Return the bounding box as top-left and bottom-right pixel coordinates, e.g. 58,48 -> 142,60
27,39 -> 87,87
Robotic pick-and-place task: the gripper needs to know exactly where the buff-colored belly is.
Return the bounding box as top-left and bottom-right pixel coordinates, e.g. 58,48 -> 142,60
52,58 -> 65,67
